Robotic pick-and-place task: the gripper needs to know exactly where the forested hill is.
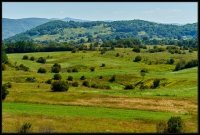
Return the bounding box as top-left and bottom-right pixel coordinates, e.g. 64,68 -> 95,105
4,19 -> 197,43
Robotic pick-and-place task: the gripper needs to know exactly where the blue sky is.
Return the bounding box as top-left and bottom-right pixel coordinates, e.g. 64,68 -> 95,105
3,2 -> 197,24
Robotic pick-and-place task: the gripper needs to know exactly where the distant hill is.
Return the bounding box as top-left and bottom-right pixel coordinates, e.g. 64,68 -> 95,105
2,17 -> 91,39
2,18 -> 50,39
4,19 -> 197,43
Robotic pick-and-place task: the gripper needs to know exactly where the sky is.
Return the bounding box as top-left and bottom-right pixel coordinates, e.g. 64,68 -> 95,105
2,2 -> 198,24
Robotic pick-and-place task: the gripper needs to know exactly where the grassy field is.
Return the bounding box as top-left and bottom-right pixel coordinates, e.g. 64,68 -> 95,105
2,47 -> 198,133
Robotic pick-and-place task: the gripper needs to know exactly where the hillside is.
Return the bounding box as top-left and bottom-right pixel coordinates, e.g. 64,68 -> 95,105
2,18 -> 50,39
2,17 -> 91,39
5,19 -> 197,43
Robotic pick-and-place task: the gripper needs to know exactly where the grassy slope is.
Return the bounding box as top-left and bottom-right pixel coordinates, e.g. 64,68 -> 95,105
2,47 -> 198,133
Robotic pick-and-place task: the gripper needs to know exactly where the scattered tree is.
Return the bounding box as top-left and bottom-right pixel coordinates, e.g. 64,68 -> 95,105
134,55 -> 142,62
37,67 -> 47,73
51,81 -> 69,92
22,55 -> 29,60
67,76 -> 73,81
53,73 -> 62,80
51,63 -> 61,73
36,57 -> 46,64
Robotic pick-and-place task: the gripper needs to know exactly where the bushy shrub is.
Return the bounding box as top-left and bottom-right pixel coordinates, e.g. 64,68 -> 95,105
4,82 -> 12,88
91,83 -> 98,88
72,82 -> 79,87
80,75 -> 86,80
45,79 -> 52,84
184,59 -> 198,69
72,68 -> 78,72
67,69 -> 72,73
109,75 -> 116,82
51,81 -> 69,92
152,79 -> 160,89
22,55 -> 29,60
90,67 -> 95,72
26,77 -> 36,82
167,58 -> 175,64
37,57 -> 46,64
2,63 -> 6,71
132,47 -> 140,53
37,67 -> 47,73
71,49 -> 77,53
67,76 -> 73,81
140,68 -> 148,73
124,84 -> 134,90
53,73 -> 62,80
30,56 -> 35,61
167,116 -> 184,133
82,81 -> 90,87
2,85 -> 9,100
174,60 -> 186,71
100,63 -> 105,67
16,64 -> 29,71
51,63 -> 61,73
133,55 -> 142,62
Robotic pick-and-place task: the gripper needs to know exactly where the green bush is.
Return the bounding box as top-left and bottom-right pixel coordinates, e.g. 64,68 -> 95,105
80,75 -> 86,80
72,68 -> 78,72
91,83 -> 98,88
17,64 -> 29,71
100,63 -> 105,67
90,67 -> 95,72
124,84 -> 134,90
167,58 -> 175,64
67,76 -> 73,81
2,63 -> 6,71
53,73 -> 62,80
51,63 -> 61,73
26,77 -> 36,82
37,57 -> 46,64
22,55 -> 29,60
132,47 -> 140,53
67,69 -> 72,73
2,85 -> 9,100
152,79 -> 160,89
72,82 -> 79,87
37,67 -> 47,73
109,75 -> 116,82
30,56 -> 35,61
45,79 -> 52,84
4,82 -> 12,88
82,81 -> 90,87
133,55 -> 142,62
71,49 -> 77,53
167,116 -> 184,133
51,81 -> 69,92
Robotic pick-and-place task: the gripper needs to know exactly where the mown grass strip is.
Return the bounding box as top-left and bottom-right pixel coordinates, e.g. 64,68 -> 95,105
3,102 -> 190,121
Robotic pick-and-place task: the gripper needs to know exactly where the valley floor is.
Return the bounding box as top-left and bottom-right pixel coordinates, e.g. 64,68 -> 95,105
2,48 -> 198,133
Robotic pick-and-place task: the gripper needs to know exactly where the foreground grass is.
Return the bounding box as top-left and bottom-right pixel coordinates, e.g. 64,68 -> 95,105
2,102 -> 195,133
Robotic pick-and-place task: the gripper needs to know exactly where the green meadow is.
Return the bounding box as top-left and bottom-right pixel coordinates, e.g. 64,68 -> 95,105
2,47 -> 198,133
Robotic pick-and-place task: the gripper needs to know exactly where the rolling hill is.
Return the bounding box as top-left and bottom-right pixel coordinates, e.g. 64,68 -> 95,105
2,17 -> 91,39
4,19 -> 197,43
